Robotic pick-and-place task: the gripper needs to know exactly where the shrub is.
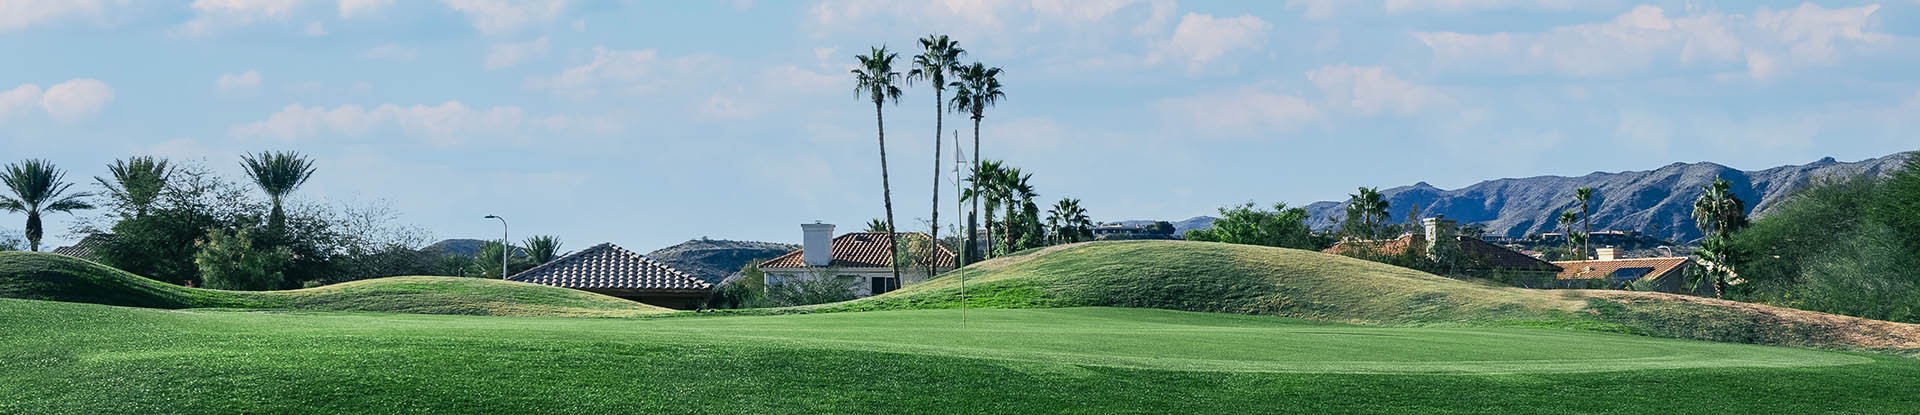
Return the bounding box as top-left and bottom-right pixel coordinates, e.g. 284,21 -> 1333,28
196,226 -> 293,291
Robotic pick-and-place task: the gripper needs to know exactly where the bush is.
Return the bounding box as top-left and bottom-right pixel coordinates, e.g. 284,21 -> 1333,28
766,270 -> 859,307
196,227 -> 293,291
1790,224 -> 1920,322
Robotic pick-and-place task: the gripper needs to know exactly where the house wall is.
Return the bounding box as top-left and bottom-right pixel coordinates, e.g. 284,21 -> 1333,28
763,267 -> 949,297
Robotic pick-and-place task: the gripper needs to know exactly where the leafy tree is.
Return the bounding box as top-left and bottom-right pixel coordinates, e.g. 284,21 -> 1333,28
909,34 -> 965,261
239,151 -> 316,236
92,163 -> 260,285
474,241 -> 533,278
950,61 -> 1004,264
852,45 -> 907,288
522,235 -> 564,265
196,226 -> 293,291
1869,155 -> 1920,257
1145,221 -> 1174,235
0,159 -> 94,251
1340,187 -> 1389,239
1183,202 -> 1315,250
94,156 -> 172,218
766,267 -> 859,307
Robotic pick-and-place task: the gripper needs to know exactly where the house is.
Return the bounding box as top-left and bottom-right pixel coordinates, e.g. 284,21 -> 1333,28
505,243 -> 712,309
1324,216 -> 1563,276
1552,248 -> 1706,294
51,233 -> 113,261
758,222 -> 956,297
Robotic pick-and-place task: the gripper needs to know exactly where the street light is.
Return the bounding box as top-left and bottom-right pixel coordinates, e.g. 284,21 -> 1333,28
484,215 -> 507,279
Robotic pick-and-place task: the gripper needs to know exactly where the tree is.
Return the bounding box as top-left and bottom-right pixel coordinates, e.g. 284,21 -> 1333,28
0,159 -> 94,251
950,62 -> 1004,264
522,235 -> 564,265
963,160 -> 1005,258
475,241 -> 532,278
240,151 -> 317,236
1340,187 -> 1390,239
1869,155 -> 1920,257
196,226 -> 293,291
94,156 -> 172,218
1000,168 -> 1036,254
865,218 -> 890,233
1558,209 -> 1581,260
909,34 -> 965,264
1575,186 -> 1595,255
1692,178 -> 1748,297
1045,198 -> 1092,244
852,46 -> 907,289
1183,202 -> 1315,249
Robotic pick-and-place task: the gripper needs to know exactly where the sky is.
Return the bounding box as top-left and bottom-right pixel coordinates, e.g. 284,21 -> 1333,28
3,0 -> 1918,252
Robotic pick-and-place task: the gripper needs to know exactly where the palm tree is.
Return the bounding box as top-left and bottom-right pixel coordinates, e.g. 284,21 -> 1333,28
240,151 -> 317,235
522,235 -> 564,265
852,46 -> 906,290
963,160 -> 1004,258
1691,178 -> 1747,298
1047,197 -> 1091,245
1558,209 -> 1581,260
949,62 -> 1004,263
1344,187 -> 1390,239
865,218 -> 890,233
1001,169 -> 1035,253
1574,186 -> 1594,255
0,160 -> 94,251
909,34 -> 965,262
95,156 -> 172,218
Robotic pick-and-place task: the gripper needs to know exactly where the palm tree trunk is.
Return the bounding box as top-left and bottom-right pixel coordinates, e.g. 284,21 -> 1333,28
875,101 -> 902,292
1582,203 -> 1591,256
968,116 -> 982,264
24,210 -> 41,252
930,88 -> 942,267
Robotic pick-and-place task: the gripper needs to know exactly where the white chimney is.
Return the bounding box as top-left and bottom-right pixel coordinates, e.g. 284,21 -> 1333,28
802,222 -> 835,266
1421,215 -> 1457,256
1595,247 -> 1620,261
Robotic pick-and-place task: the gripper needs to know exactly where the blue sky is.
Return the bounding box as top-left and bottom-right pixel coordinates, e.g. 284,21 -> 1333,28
3,0 -> 1917,251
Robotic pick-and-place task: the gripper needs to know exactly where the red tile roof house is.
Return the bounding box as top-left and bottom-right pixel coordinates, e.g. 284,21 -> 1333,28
758,222 -> 957,297
1552,248 -> 1709,295
506,243 -> 712,309
1323,216 -> 1563,284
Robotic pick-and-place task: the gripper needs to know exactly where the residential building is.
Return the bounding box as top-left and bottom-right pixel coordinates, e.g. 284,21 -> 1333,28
1324,216 -> 1563,276
758,222 -> 957,297
506,243 -> 712,309
1552,247 -> 1707,295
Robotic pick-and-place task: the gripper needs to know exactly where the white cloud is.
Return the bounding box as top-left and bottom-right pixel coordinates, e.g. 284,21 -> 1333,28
1149,13 -> 1272,75
176,0 -> 305,36
303,21 -> 327,36
484,36 -> 549,69
0,0 -> 111,31
1154,82 -> 1322,137
30,78 -> 114,123
231,101 -> 621,145
1306,64 -> 1449,115
760,64 -> 840,95
0,84 -> 44,119
1415,4 -> 1888,80
216,70 -> 263,92
529,46 -> 717,98
1288,0 -> 1595,20
337,0 -> 394,18
361,43 -> 417,61
440,0 -> 568,36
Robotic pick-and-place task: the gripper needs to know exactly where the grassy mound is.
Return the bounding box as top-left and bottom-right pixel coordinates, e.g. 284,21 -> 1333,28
829,241 -> 1920,353
0,251 -> 670,317
5,301 -> 1916,414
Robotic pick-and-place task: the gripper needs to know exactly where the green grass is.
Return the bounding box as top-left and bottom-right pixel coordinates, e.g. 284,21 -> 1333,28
821,241 -> 1920,353
4,300 -> 1917,414
0,251 -> 670,317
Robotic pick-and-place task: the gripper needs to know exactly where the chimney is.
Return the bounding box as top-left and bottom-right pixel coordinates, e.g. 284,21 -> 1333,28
802,222 -> 835,267
1421,215 -> 1458,257
1595,247 -> 1619,261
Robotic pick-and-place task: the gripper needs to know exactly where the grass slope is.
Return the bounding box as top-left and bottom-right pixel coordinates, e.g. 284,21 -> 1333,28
0,252 -> 669,317
828,241 -> 1920,353
3,300 -> 1916,414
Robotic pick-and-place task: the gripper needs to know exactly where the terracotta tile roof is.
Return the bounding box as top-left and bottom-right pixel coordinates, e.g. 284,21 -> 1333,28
506,243 -> 710,291
1551,257 -> 1691,282
51,233 -> 112,260
758,232 -> 957,269
1324,234 -> 1561,272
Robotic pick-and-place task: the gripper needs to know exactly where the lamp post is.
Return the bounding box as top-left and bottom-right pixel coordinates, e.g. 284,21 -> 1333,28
484,215 -> 507,279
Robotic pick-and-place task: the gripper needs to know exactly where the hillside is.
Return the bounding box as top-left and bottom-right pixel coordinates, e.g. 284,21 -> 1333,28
837,241 -> 1920,353
647,238 -> 798,284
0,252 -> 670,317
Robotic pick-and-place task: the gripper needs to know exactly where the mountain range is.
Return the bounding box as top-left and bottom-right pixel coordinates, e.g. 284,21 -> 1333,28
1127,151 -> 1914,243
646,239 -> 799,284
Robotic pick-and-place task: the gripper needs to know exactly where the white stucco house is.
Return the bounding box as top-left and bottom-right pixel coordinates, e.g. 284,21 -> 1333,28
758,222 -> 957,297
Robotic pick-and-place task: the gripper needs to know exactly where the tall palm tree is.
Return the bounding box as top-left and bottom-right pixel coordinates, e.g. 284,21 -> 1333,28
522,235 -> 564,265
949,62 -> 1004,263
852,46 -> 906,290
1574,186 -> 1594,255
240,151 -> 317,235
909,34 -> 965,263
0,159 -> 94,251
1345,187 -> 1390,239
94,156 -> 172,218
1002,169 -> 1035,253
963,160 -> 1004,257
1047,197 -> 1091,245
1692,178 -> 1747,239
1558,209 -> 1581,260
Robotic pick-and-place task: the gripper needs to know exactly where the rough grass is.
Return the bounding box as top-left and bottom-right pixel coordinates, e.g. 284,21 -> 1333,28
0,251 -> 670,317
823,241 -> 1920,354
5,300 -> 1917,414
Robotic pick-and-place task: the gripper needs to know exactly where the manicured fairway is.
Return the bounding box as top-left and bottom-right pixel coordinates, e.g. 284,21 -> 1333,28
4,300 -> 1915,414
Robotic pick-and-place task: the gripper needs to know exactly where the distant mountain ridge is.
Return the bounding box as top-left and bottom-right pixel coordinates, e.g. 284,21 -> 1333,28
647,239 -> 799,284
1126,152 -> 1914,243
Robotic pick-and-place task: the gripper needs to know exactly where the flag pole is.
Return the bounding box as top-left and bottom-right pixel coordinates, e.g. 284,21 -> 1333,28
953,130 -> 967,326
